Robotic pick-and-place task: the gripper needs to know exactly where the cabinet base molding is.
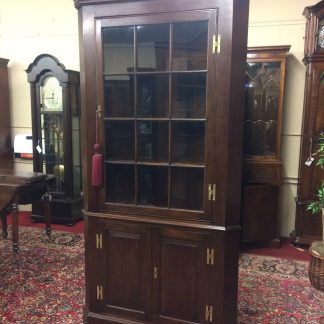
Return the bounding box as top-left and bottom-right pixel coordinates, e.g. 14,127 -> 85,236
86,311 -> 147,324
241,237 -> 281,249
290,230 -> 321,246
291,199 -> 322,246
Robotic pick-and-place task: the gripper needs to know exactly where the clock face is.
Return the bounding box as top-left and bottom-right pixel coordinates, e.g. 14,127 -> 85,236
318,23 -> 324,49
41,76 -> 62,111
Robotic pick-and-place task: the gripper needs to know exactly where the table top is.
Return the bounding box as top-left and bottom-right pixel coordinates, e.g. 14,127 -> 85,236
0,169 -> 55,208
0,169 -> 54,185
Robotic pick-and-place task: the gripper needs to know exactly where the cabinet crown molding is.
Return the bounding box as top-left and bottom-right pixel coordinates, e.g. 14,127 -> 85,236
74,0 -> 150,9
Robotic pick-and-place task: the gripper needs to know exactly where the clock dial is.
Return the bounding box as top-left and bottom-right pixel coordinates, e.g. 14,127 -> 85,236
41,76 -> 62,111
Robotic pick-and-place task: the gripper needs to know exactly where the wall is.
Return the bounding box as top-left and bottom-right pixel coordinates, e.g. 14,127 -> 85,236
248,0 -> 316,237
0,0 -> 79,209
0,0 -> 316,234
0,0 -> 79,169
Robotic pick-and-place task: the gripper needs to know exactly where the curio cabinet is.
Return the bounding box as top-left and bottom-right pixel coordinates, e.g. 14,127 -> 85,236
26,54 -> 83,225
74,0 -> 249,323
242,46 -> 290,245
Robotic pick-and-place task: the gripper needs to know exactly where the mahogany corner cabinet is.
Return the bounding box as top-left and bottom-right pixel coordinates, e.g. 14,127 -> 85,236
74,0 -> 249,323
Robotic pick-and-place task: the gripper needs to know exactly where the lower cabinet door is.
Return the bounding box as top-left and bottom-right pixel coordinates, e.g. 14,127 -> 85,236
242,184 -> 279,242
152,226 -> 211,324
86,218 -> 219,323
86,218 -> 152,322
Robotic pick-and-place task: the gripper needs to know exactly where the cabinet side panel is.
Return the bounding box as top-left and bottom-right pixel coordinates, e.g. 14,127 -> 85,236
210,230 -> 240,324
225,0 -> 250,226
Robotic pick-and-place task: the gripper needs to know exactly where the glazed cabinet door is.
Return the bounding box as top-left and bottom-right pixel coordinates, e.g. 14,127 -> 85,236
95,9 -> 218,222
152,227 -> 210,323
86,218 -> 152,322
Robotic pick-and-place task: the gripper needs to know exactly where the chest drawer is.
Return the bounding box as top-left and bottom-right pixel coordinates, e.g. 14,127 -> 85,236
244,161 -> 282,185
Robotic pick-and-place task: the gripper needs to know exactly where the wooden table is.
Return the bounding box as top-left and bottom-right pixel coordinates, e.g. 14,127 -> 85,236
0,169 -> 55,252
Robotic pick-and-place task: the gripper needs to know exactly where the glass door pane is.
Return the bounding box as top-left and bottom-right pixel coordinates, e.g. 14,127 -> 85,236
138,166 -> 168,207
170,167 -> 204,210
245,62 -> 281,156
138,121 -> 169,162
137,74 -> 169,117
104,75 -> 133,117
172,21 -> 208,71
172,73 -> 206,118
105,120 -> 135,160
171,121 -> 205,163
106,164 -> 135,203
41,113 -> 64,192
103,26 -> 134,74
137,24 -> 169,71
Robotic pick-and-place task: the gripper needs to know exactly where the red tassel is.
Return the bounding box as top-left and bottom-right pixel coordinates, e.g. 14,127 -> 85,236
92,106 -> 103,186
92,143 -> 103,186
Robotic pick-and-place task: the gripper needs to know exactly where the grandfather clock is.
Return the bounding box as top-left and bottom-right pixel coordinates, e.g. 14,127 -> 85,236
292,0 -> 324,245
26,54 -> 83,225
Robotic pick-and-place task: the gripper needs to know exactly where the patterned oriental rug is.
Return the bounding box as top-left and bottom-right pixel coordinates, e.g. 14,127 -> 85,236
0,226 -> 323,323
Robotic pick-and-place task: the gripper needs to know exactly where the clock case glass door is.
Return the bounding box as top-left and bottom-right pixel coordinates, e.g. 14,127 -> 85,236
26,54 -> 83,225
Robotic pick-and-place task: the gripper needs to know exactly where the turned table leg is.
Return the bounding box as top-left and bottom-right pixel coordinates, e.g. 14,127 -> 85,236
11,202 -> 19,253
43,192 -> 52,237
1,208 -> 8,238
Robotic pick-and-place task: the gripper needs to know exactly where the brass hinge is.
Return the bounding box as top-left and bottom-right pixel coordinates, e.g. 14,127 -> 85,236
208,184 -> 216,201
205,305 -> 214,322
212,34 -> 221,54
153,266 -> 158,279
206,248 -> 214,265
96,233 -> 103,249
96,285 -> 103,300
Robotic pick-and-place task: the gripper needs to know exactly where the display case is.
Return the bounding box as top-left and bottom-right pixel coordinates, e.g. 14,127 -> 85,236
0,58 -> 13,169
74,0 -> 249,322
292,0 -> 324,245
26,54 -> 82,225
242,46 -> 290,245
